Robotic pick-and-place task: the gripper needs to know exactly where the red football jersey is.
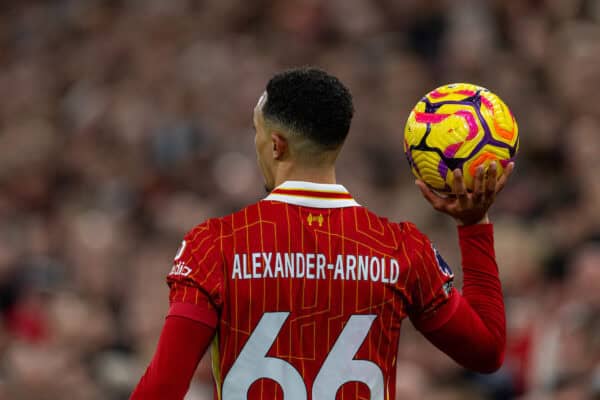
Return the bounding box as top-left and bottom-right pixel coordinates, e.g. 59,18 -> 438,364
167,181 -> 455,400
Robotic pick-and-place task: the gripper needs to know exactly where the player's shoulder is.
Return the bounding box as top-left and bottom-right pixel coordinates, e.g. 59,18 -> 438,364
395,219 -> 430,244
358,207 -> 424,235
395,220 -> 427,238
359,207 -> 430,249
183,201 -> 267,242
184,217 -> 220,241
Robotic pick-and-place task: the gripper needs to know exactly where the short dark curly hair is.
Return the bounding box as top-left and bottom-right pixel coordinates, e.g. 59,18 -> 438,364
263,67 -> 354,150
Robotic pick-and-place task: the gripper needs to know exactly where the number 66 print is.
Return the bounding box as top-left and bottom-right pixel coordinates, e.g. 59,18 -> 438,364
222,312 -> 384,399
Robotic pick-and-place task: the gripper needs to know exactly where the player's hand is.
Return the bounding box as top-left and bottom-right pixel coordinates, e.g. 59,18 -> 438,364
415,161 -> 515,226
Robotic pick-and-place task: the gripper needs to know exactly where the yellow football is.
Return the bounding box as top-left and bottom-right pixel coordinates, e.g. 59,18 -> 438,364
404,83 -> 519,192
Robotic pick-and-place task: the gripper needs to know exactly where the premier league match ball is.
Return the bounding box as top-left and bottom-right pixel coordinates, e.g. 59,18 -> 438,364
404,83 -> 519,192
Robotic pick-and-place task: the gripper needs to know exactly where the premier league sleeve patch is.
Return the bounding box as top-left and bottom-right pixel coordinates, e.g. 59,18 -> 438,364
431,244 -> 454,278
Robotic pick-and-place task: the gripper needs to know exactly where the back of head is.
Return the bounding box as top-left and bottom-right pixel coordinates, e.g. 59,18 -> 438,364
263,67 -> 354,156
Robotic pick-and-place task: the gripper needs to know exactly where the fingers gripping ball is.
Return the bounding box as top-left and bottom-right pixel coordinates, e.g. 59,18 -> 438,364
404,83 -> 519,192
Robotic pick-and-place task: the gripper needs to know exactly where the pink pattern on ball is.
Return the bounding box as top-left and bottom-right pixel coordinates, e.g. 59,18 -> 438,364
415,112 -> 450,124
429,90 -> 448,99
481,96 -> 494,112
455,110 -> 479,140
456,89 -> 476,97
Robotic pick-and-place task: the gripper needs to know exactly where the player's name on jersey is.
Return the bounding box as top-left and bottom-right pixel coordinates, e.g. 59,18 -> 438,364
231,252 -> 400,284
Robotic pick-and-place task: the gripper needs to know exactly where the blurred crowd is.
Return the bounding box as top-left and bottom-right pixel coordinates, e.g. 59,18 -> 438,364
0,0 -> 599,399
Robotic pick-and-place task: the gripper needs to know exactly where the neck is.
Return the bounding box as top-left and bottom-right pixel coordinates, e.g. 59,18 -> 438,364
273,163 -> 337,187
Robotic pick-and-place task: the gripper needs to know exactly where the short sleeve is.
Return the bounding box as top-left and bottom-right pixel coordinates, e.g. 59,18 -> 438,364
400,223 -> 458,331
166,220 -> 224,328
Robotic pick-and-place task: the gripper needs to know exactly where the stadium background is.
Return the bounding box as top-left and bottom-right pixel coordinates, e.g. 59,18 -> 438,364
0,0 -> 599,399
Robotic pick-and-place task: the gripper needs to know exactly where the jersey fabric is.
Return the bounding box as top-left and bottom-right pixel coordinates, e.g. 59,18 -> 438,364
167,181 -> 457,400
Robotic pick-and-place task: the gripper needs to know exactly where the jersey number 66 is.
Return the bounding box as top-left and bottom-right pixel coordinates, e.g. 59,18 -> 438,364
222,312 -> 384,399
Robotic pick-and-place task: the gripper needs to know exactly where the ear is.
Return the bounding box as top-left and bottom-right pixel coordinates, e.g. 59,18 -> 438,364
271,132 -> 288,160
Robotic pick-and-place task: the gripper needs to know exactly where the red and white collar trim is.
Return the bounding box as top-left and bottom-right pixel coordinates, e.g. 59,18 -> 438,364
263,181 -> 360,208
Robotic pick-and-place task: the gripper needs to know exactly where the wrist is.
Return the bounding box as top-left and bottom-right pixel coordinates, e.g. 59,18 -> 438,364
455,214 -> 490,226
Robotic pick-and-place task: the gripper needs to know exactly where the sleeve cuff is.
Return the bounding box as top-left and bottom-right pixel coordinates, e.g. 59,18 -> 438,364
168,302 -> 219,328
412,288 -> 461,333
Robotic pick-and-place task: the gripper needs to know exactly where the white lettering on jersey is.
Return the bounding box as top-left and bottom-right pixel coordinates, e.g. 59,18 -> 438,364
169,261 -> 192,277
231,252 -> 400,284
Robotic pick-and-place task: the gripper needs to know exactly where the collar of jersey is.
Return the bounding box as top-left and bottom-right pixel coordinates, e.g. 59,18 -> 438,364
262,180 -> 360,208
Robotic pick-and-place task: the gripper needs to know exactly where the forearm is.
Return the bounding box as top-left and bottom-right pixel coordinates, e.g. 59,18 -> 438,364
459,223 -> 505,345
420,224 -> 506,373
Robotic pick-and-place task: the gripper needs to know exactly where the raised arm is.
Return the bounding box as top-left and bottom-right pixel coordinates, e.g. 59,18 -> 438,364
411,162 -> 514,373
414,224 -> 505,373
